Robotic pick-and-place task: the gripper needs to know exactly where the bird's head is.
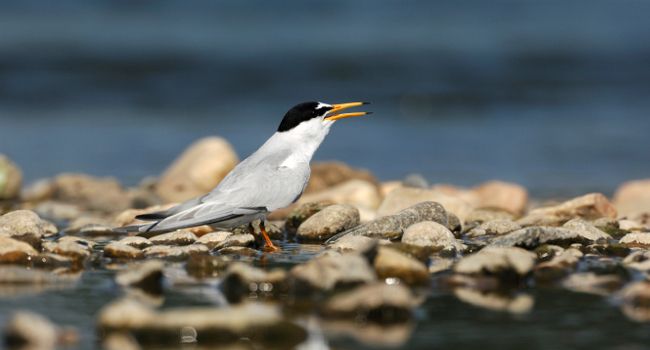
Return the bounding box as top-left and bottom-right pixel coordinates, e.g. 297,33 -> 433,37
277,101 -> 371,136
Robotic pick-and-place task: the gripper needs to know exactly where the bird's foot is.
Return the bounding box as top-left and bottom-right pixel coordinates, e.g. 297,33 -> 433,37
259,222 -> 280,252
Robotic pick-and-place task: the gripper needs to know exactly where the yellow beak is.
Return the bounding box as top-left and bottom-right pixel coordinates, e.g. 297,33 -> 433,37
325,101 -> 371,121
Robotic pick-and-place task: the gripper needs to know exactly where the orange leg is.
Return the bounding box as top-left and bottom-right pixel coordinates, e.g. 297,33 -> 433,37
259,221 -> 278,251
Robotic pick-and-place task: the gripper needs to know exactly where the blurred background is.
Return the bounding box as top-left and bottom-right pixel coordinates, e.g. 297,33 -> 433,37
1,0 -> 649,198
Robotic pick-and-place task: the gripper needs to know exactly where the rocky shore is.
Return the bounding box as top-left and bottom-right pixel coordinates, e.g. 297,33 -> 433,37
1,137 -> 650,349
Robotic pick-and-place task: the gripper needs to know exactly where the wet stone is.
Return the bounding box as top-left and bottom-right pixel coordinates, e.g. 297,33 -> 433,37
373,246 -> 429,285
583,243 -> 630,257
297,204 -> 360,242
562,218 -> 611,241
195,231 -> 232,250
117,236 -> 152,250
619,233 -> 650,248
185,254 -> 231,279
0,210 -> 57,246
534,248 -> 583,283
429,257 -> 454,274
221,262 -> 288,303
284,201 -> 333,236
328,235 -> 379,253
593,217 -> 629,239
534,244 -> 565,262
0,237 -> 38,264
465,220 -> 521,238
104,242 -> 144,260
57,235 -> 96,250
143,244 -> 209,261
401,221 -> 463,252
3,311 -> 58,349
491,226 -> 599,249
42,241 -> 91,262
115,260 -> 164,294
322,283 -> 419,323
210,233 -> 255,251
149,230 -> 197,246
216,246 -> 260,257
290,252 -> 376,292
454,246 -> 536,279
97,299 -> 307,347
328,201 -> 448,242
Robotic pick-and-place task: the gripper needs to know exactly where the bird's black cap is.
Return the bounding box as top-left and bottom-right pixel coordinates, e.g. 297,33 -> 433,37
277,101 -> 331,132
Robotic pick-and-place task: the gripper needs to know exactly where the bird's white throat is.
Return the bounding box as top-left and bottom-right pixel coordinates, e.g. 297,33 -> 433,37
260,117 -> 332,168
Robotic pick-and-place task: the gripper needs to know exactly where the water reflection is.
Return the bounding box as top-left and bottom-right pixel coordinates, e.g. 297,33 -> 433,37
453,288 -> 534,314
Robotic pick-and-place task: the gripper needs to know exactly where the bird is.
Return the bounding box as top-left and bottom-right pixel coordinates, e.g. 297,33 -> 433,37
118,101 -> 371,250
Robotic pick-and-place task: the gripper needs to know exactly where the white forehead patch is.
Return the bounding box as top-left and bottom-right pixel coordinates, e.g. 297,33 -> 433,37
316,102 -> 331,110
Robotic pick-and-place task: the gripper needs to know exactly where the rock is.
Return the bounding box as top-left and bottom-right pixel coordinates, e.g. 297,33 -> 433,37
27,253 -> 74,270
117,236 -> 153,250
618,281 -> 650,322
149,230 -> 197,246
583,242 -> 630,257
322,283 -> 418,322
65,216 -> 113,234
209,233 -> 255,250
284,201 -> 333,235
52,173 -> 130,213
464,209 -> 515,226
328,201 -> 448,242
466,220 -> 521,238
402,173 -> 429,188
491,226 -> 605,249
20,178 -> 54,202
562,272 -> 624,296
104,243 -> 144,260
593,218 -> 629,238
306,161 -> 379,194
562,218 -> 611,241
185,254 -> 231,279
56,235 -> 96,249
518,193 -> 616,226
454,246 -> 536,277
34,201 -> 82,221
3,311 -> 57,349
329,235 -> 379,253
0,237 -> 38,264
97,299 -> 307,347
0,210 -> 57,246
155,137 -> 239,202
297,204 -> 360,242
0,155 -> 22,200
194,231 -> 233,250
618,219 -> 646,232
299,179 -> 382,211
290,253 -> 376,292
42,241 -> 91,262
221,262 -> 288,302
115,260 -> 164,294
380,181 -> 403,197
623,250 -> 650,266
216,246 -> 260,257
446,213 -> 462,235
619,233 -> 650,248
534,248 -> 583,282
401,221 -> 463,252
377,187 -> 473,222
613,179 -> 650,218
454,288 -> 534,314
143,244 -> 209,261
429,257 -> 454,274
373,246 -> 429,285
472,180 -> 528,214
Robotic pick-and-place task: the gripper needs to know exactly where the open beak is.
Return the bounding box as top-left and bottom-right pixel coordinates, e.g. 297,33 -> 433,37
325,101 -> 371,121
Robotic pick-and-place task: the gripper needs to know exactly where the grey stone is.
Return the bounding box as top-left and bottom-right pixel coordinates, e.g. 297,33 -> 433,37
210,233 -> 255,250
117,236 -> 152,249
297,204 -> 360,242
104,242 -> 144,260
491,226 -> 601,249
0,210 -> 57,246
454,246 -> 536,277
149,230 -> 197,246
402,221 -> 463,251
373,246 -> 429,285
562,218 -> 611,241
195,231 -> 232,250
0,237 -> 38,264
143,244 -> 209,261
329,235 -> 379,253
284,201 -> 333,236
466,220 -> 521,238
327,201 -> 448,242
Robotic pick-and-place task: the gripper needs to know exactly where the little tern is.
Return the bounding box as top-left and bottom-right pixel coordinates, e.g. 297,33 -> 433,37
119,101 -> 370,250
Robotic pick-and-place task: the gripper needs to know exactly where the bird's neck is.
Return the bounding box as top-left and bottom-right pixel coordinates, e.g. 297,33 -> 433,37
257,126 -> 329,168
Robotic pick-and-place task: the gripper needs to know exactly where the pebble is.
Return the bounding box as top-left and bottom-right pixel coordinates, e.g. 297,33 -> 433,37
465,220 -> 521,238
52,173 -> 130,213
472,180 -> 528,215
322,283 -> 418,322
143,244 -> 209,261
0,210 -> 58,246
149,230 -> 197,246
401,221 -> 463,252
491,226 -> 602,249
216,246 -> 260,257
562,218 -> 611,241
42,241 -> 91,262
373,246 -> 429,285
194,231 -> 233,249
210,233 -> 255,250
518,193 -> 617,226
619,233 -> 650,248
97,299 -> 307,347
221,262 -> 288,302
3,311 -> 58,349
299,179 -> 382,212
155,137 -> 239,203
328,235 -> 379,253
115,260 -> 164,294
453,288 -> 534,314
34,201 -> 82,221
290,252 -> 376,292
104,242 -> 145,260
117,236 -> 153,249
306,161 -> 379,194
377,186 -> 473,222
328,201 -> 448,242
283,201 -> 333,235
0,237 -> 38,264
464,209 -> 515,225
297,204 -> 360,242
0,154 -> 22,200
454,246 -> 536,277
